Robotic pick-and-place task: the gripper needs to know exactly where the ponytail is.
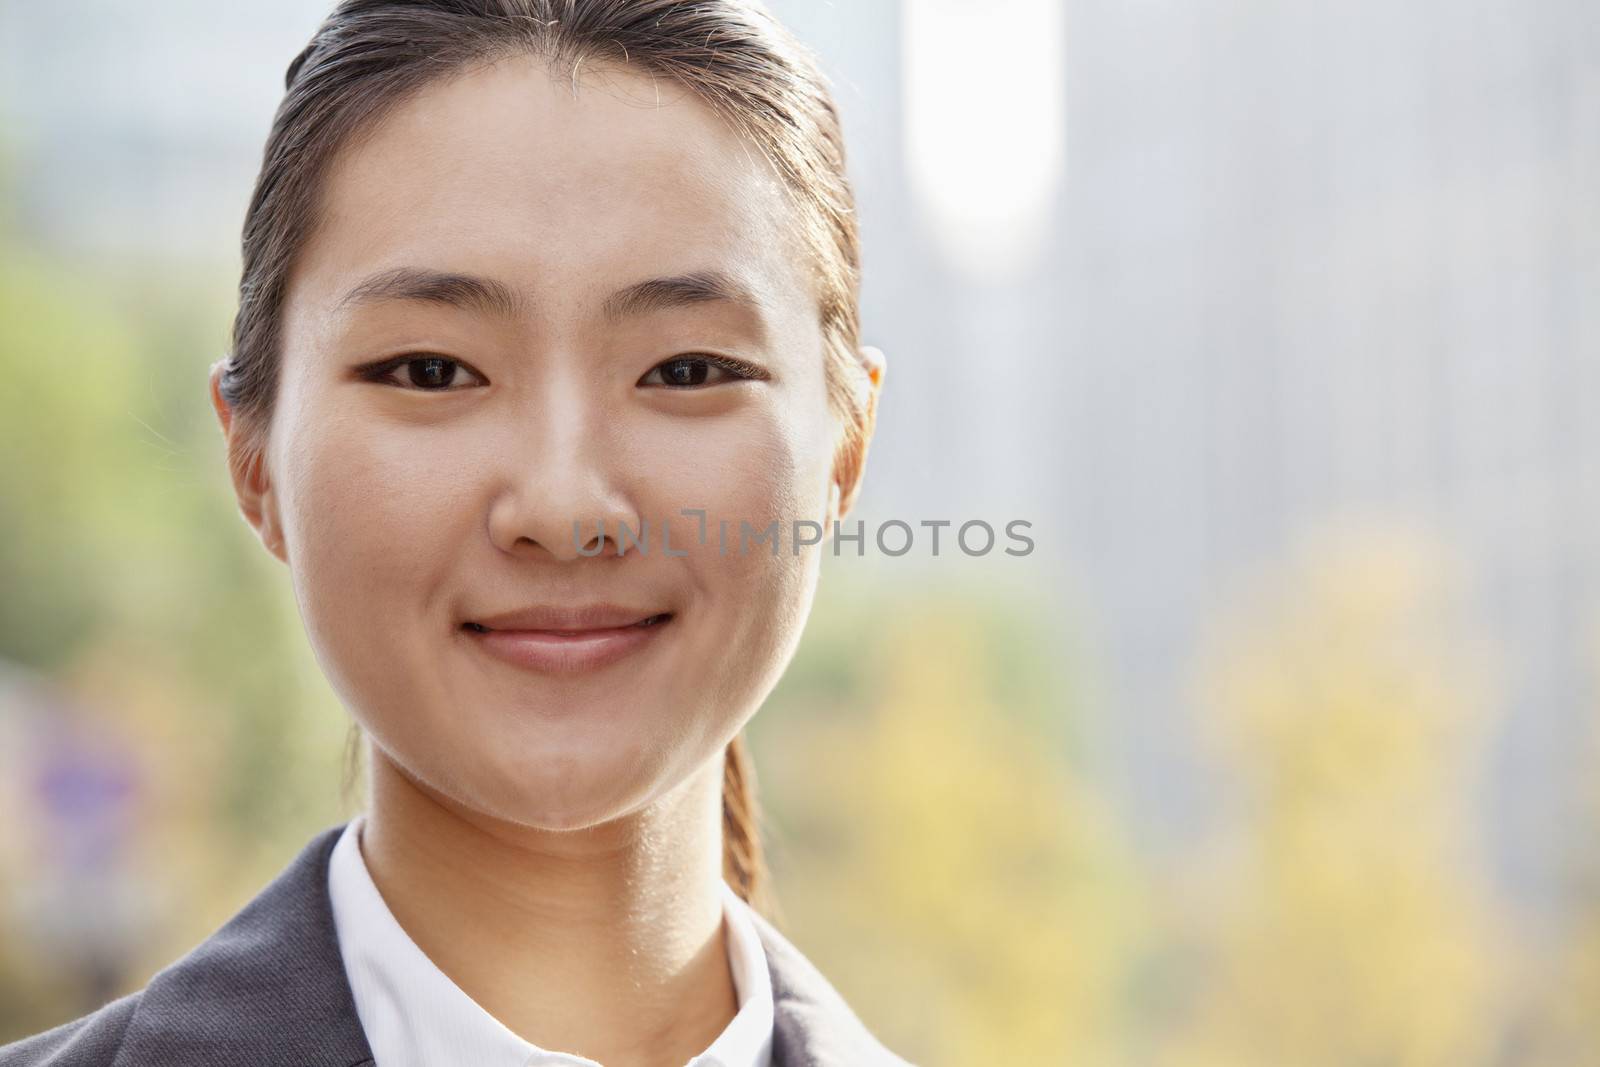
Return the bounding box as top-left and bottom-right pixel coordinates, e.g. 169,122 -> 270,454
721,731 -> 779,920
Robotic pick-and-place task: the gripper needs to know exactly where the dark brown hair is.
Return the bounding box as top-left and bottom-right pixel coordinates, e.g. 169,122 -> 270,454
216,0 -> 879,918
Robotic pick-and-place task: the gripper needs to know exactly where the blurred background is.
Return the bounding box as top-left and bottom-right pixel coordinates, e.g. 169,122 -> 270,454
1,0 -> 1597,1063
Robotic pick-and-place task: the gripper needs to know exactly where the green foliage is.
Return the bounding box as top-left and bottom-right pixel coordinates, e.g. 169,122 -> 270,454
0,235 -> 351,1037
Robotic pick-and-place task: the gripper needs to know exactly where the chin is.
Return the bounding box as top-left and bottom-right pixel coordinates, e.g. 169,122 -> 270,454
455,738 -> 664,832
482,788 -> 653,834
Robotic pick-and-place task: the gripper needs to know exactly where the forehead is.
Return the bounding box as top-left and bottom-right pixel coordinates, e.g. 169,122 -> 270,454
291,53 -> 814,324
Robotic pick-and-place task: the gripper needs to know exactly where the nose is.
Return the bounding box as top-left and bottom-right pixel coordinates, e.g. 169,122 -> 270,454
485,401 -> 641,563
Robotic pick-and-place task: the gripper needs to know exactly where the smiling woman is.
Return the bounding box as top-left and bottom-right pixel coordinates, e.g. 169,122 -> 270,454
0,2 -> 902,1067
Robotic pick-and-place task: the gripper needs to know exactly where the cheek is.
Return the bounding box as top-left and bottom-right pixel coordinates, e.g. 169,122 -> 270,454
274,405 -> 471,702
640,392 -> 832,574
642,370 -> 835,525
281,416 -> 458,584
652,399 -> 834,715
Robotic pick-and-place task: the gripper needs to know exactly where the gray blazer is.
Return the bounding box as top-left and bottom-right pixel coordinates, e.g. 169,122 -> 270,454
0,823 -> 914,1067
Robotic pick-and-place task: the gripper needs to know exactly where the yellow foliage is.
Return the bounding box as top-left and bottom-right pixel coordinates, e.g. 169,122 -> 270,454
1162,521 -> 1512,1067
762,593 -> 1145,1066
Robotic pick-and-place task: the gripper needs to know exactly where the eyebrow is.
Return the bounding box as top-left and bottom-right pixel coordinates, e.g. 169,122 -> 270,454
600,270 -> 763,324
337,267 -> 525,319
336,266 -> 765,326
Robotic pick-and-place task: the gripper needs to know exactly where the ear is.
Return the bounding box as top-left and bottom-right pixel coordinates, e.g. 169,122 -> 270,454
830,344 -> 886,522
209,358 -> 288,564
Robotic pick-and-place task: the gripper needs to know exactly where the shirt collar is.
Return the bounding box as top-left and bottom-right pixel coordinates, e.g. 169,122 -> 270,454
327,814 -> 773,1067
109,821 -> 909,1067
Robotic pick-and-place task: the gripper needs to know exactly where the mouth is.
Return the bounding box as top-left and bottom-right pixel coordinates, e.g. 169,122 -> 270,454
459,612 -> 675,675
460,612 -> 673,636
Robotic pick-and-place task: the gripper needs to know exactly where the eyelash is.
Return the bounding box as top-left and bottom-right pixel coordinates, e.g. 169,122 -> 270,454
355,353 -> 766,391
640,353 -> 768,389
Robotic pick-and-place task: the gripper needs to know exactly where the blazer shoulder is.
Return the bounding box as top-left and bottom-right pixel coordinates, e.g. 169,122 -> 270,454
748,909 -> 920,1066
0,990 -> 141,1067
0,823 -> 367,1067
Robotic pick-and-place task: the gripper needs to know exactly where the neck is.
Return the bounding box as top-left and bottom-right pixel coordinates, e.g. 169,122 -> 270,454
358,743 -> 739,1067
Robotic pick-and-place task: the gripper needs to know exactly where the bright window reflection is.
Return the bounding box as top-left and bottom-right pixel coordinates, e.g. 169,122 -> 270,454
901,0 -> 1066,277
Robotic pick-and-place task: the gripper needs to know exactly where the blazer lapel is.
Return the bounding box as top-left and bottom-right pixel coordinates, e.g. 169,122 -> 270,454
112,825 -> 375,1067
110,822 -> 909,1067
749,910 -> 911,1067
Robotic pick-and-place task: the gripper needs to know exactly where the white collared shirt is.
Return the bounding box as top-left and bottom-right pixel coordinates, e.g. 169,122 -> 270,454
327,814 -> 774,1067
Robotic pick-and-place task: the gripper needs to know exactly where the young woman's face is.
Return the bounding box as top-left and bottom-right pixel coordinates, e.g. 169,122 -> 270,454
246,56 -> 849,829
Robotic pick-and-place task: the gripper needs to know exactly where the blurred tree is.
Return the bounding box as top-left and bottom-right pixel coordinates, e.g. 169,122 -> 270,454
1160,522 -> 1513,1066
0,221 -> 351,1039
756,574 -> 1146,1066
0,238 -> 145,671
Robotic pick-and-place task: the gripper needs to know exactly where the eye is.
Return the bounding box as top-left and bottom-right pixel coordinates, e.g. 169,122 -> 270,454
638,353 -> 769,389
357,355 -> 486,391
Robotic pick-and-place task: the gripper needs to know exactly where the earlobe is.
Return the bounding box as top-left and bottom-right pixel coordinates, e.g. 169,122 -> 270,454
242,454 -> 289,565
209,358 -> 288,565
860,344 -> 886,388
831,344 -> 888,521
857,344 -> 886,412
256,484 -> 289,565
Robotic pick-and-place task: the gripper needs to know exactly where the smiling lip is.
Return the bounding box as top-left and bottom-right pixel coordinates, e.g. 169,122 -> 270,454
462,605 -> 674,675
